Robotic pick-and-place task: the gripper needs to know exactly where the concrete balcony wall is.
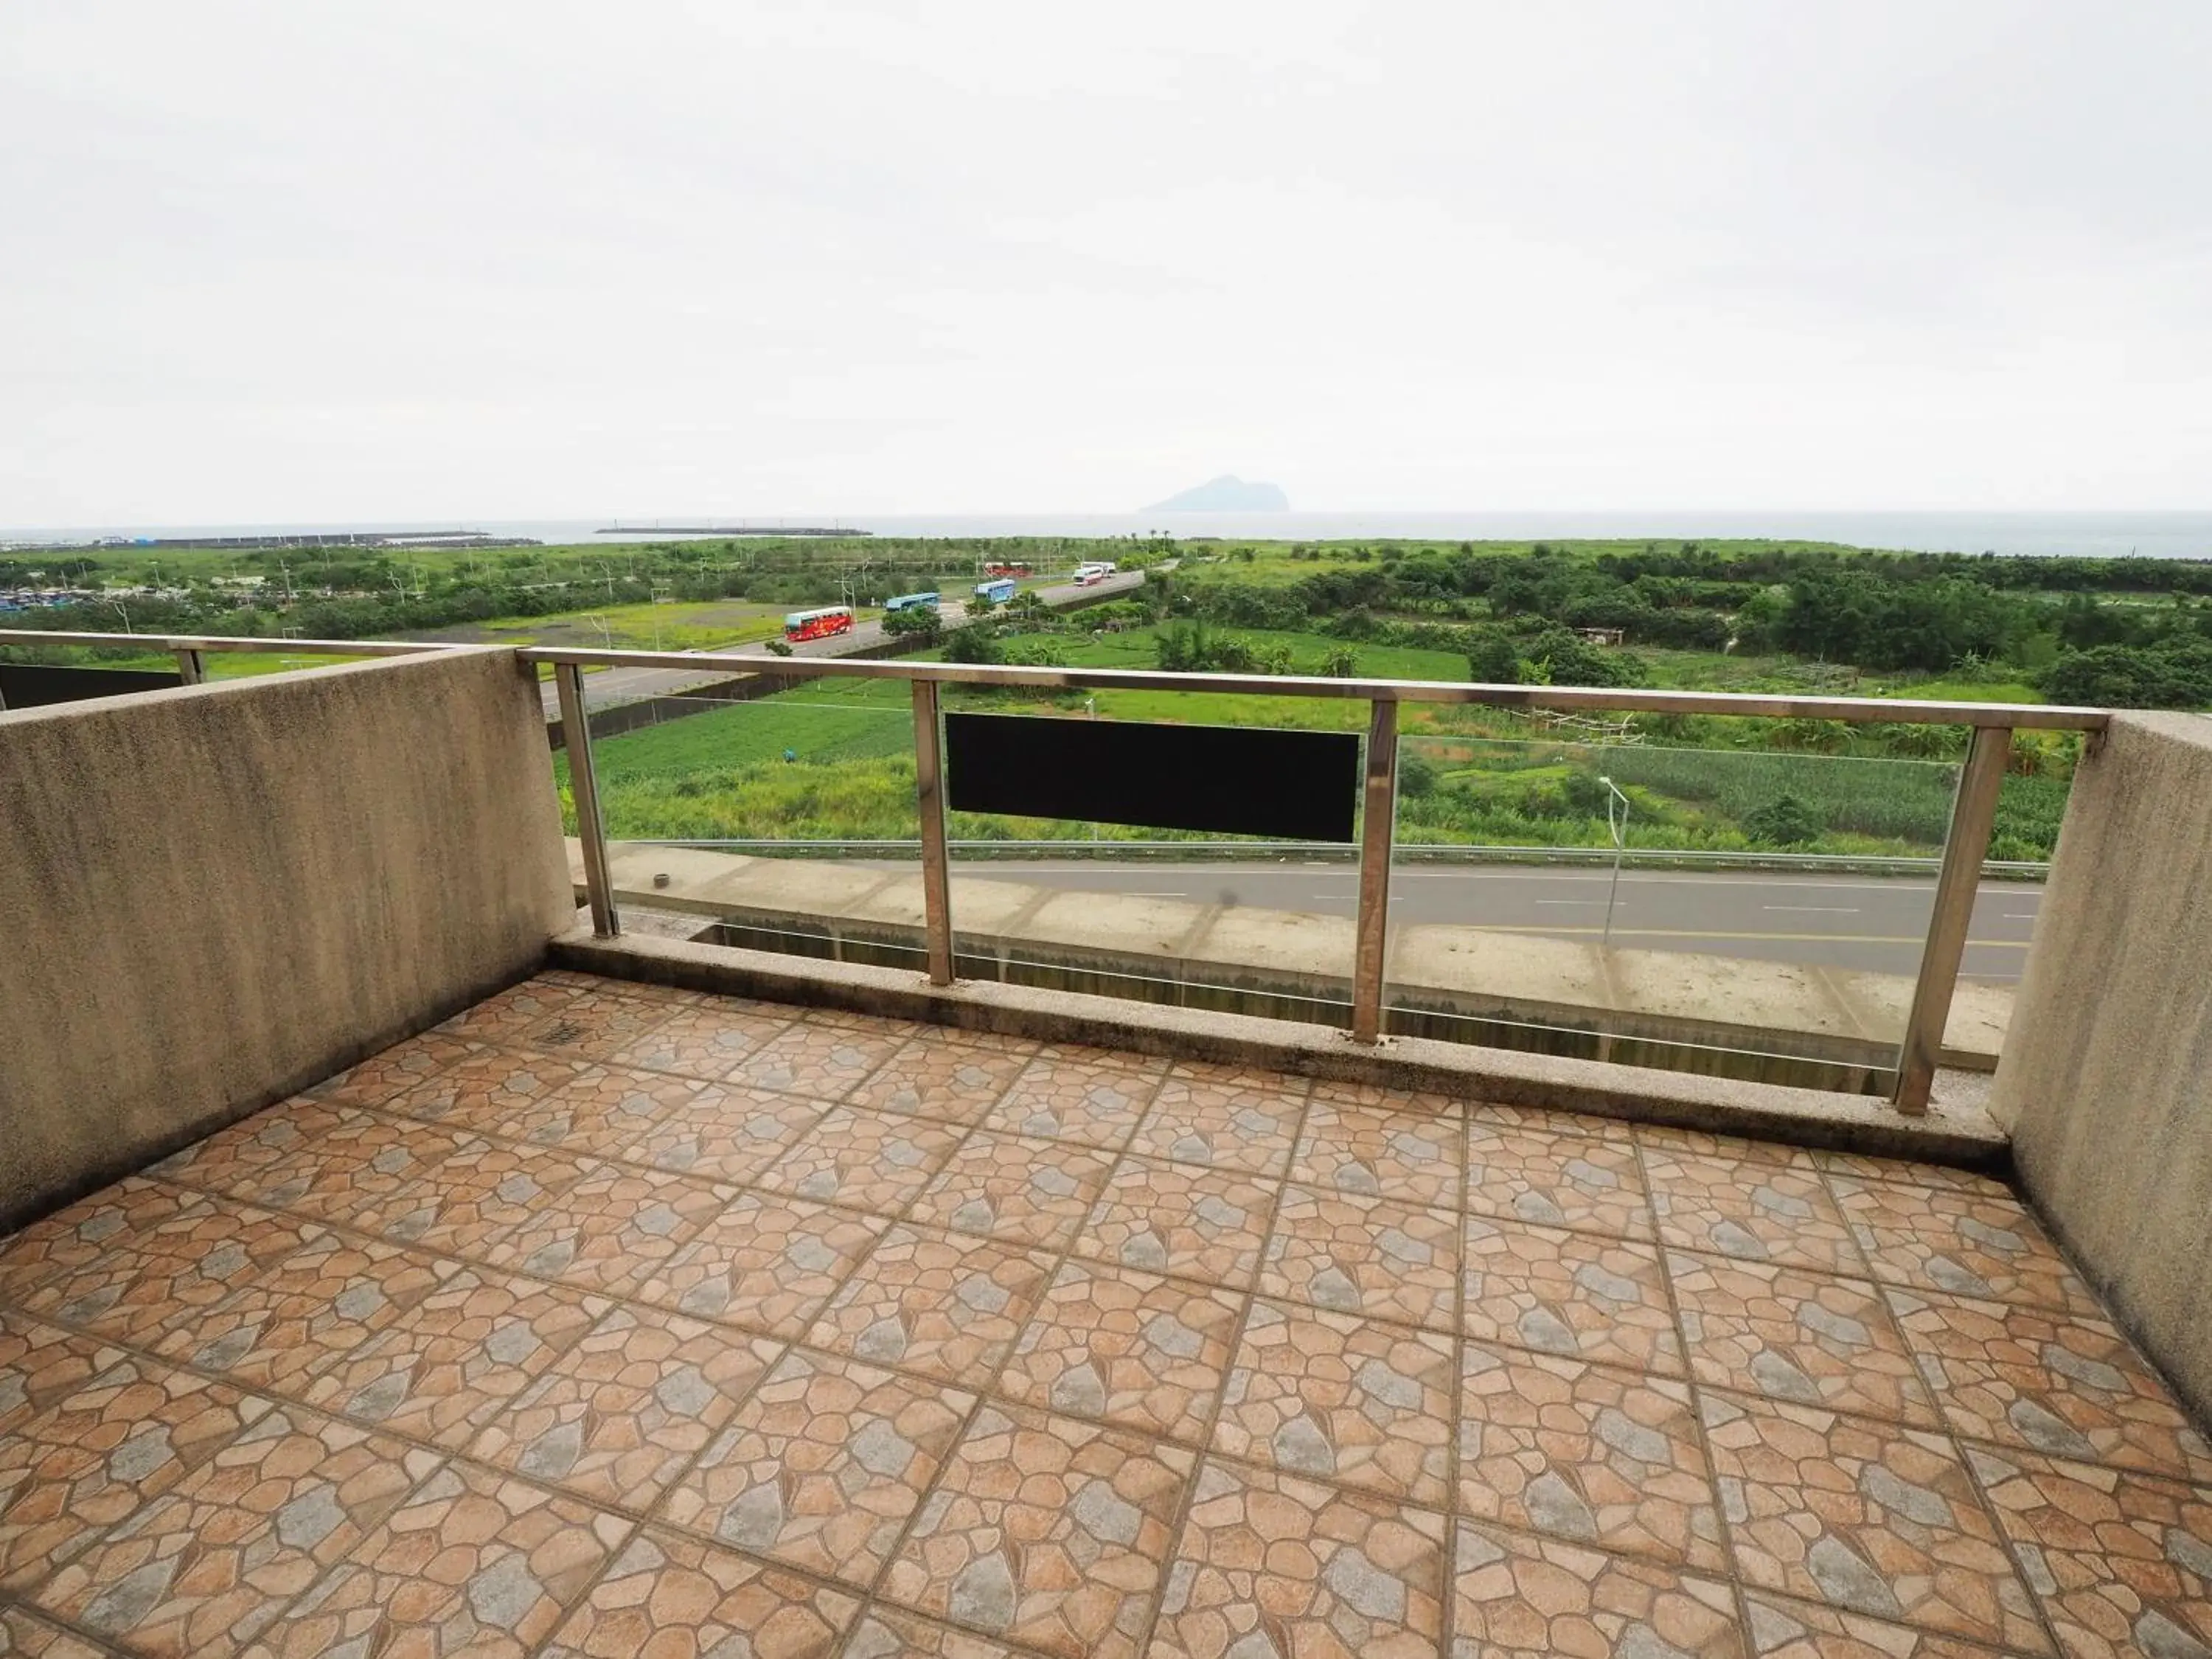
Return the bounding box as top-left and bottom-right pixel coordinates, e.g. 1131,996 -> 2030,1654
0,647 -> 573,1231
1991,711 -> 2212,1423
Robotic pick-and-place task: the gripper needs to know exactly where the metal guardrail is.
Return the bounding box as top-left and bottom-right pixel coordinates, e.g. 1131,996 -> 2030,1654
0,625 -> 2107,1114
525,643 -> 2110,1116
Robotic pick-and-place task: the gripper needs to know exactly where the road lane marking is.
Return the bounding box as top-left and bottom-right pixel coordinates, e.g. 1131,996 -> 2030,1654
1534,899 -> 1609,906
1763,905 -> 1860,914
1455,925 -> 2031,947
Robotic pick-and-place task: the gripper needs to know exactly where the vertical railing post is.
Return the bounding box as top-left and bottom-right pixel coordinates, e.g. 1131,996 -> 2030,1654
1350,698 -> 1399,1043
175,647 -> 206,685
911,679 -> 956,985
1893,723 -> 2011,1113
554,661 -> 621,939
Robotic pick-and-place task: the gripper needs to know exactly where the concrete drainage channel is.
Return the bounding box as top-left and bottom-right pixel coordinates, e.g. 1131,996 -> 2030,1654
575,844 -> 2012,1099
681,913 -> 1899,1096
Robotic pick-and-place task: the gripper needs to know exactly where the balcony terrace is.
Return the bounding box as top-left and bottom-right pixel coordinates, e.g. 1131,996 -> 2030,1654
2,639 -> 2209,1659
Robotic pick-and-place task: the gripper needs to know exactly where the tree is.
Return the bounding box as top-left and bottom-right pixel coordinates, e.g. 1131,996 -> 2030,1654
1745,793 -> 1823,845
880,605 -> 942,643
1397,754 -> 1438,796
1467,628 -> 1520,684
942,622 -> 1004,664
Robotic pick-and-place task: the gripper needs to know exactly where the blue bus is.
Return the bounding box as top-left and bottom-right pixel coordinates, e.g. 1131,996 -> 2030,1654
973,578 -> 1017,605
883,591 -> 940,613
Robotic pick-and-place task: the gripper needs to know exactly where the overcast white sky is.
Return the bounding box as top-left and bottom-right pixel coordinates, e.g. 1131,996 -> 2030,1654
3,1 -> 2208,524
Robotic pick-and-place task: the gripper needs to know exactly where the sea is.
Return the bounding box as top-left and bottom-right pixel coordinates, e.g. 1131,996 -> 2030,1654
6,511 -> 2212,560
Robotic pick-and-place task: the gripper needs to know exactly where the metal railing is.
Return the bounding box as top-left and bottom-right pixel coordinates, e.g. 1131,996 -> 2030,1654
520,644 -> 2107,1116
0,625 -> 2107,1112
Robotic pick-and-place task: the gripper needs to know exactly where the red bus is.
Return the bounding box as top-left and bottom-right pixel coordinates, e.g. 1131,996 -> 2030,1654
783,605 -> 854,643
982,560 -> 1032,578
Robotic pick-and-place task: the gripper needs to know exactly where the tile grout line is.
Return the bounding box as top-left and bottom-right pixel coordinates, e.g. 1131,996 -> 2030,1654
1634,1126 -> 1764,1650
1117,1070 -> 1320,1659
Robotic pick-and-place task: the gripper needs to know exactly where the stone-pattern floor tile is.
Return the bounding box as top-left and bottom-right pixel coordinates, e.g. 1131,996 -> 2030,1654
1259,1183 -> 1460,1332
379,1047 -> 599,1135
248,1459 -> 632,1659
1150,1455 -> 1448,1659
838,1603 -> 1030,1658
144,1106 -> 352,1206
603,997 -> 799,1080
481,1063 -> 714,1161
881,1402 -> 1194,1659
1742,1590 -> 2022,1659
464,1304 -> 781,1512
0,1179 -> 203,1305
663,1347 -> 973,1588
1290,1099 -> 1464,1210
753,1107 -> 967,1217
998,1260 -> 1244,1444
433,978 -> 584,1043
519,987 -> 681,1062
1812,1150 -> 2017,1201
632,1192 -> 888,1337
0,1602 -> 114,1658
298,1260 -> 604,1449
539,1524 -> 861,1659
13,1195 -> 318,1348
1891,1287 -> 2212,1483
1465,1118 -> 1653,1241
1458,1341 -> 1726,1571
844,1029 -> 1037,1127
1964,1444 -> 2212,1659
1213,1298 -> 1455,1506
26,1402 -> 436,1656
228,1107 -> 479,1224
731,1021 -> 906,1099
0,1311 -> 111,1436
476,1162 -> 735,1298
1304,1078 -> 1464,1119
1644,1147 -> 1864,1275
807,1225 -> 1054,1386
905,1133 -> 1118,1251
347,1136 -> 594,1259
1633,1124 -> 1821,1171
302,1030 -> 481,1110
1126,1064 -> 1307,1178
1453,1519 -> 1745,1659
1463,1217 -> 1684,1376
1074,1158 -> 1279,1290
1667,1250 -> 1940,1427
0,1354 -> 254,1589
1699,1388 -> 2051,1652
621,1085 -> 828,1185
981,1048 -> 1166,1153
149,1229 -> 445,1397
1831,1176 -> 2100,1316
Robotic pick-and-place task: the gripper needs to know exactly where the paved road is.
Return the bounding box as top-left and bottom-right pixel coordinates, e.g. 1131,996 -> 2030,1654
541,569 -> 1145,716
880,860 -> 2041,981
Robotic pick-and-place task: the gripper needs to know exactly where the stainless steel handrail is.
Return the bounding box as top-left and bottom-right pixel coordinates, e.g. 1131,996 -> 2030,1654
513,644 -> 2109,728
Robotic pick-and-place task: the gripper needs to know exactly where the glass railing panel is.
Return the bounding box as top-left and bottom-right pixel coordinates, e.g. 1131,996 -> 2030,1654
938,689 -> 1361,1027
1382,714 -> 1983,1091
555,675 -> 928,970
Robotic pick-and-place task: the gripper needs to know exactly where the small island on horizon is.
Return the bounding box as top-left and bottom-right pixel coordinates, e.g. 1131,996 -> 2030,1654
1144,475 -> 1290,512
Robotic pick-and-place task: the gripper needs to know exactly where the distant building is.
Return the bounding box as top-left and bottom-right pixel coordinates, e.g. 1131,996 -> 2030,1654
1577,627 -> 1627,647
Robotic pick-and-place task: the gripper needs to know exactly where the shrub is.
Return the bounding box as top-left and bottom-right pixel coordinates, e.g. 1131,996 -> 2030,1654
1745,793 -> 1824,844
1398,755 -> 1439,797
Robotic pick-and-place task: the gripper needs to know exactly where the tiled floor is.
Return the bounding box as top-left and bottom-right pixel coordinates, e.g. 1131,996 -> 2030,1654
2,974 -> 2209,1659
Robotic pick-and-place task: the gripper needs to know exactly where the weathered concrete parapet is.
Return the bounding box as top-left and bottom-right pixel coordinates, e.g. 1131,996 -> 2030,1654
0,648 -> 574,1231
1991,711 -> 2212,1424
